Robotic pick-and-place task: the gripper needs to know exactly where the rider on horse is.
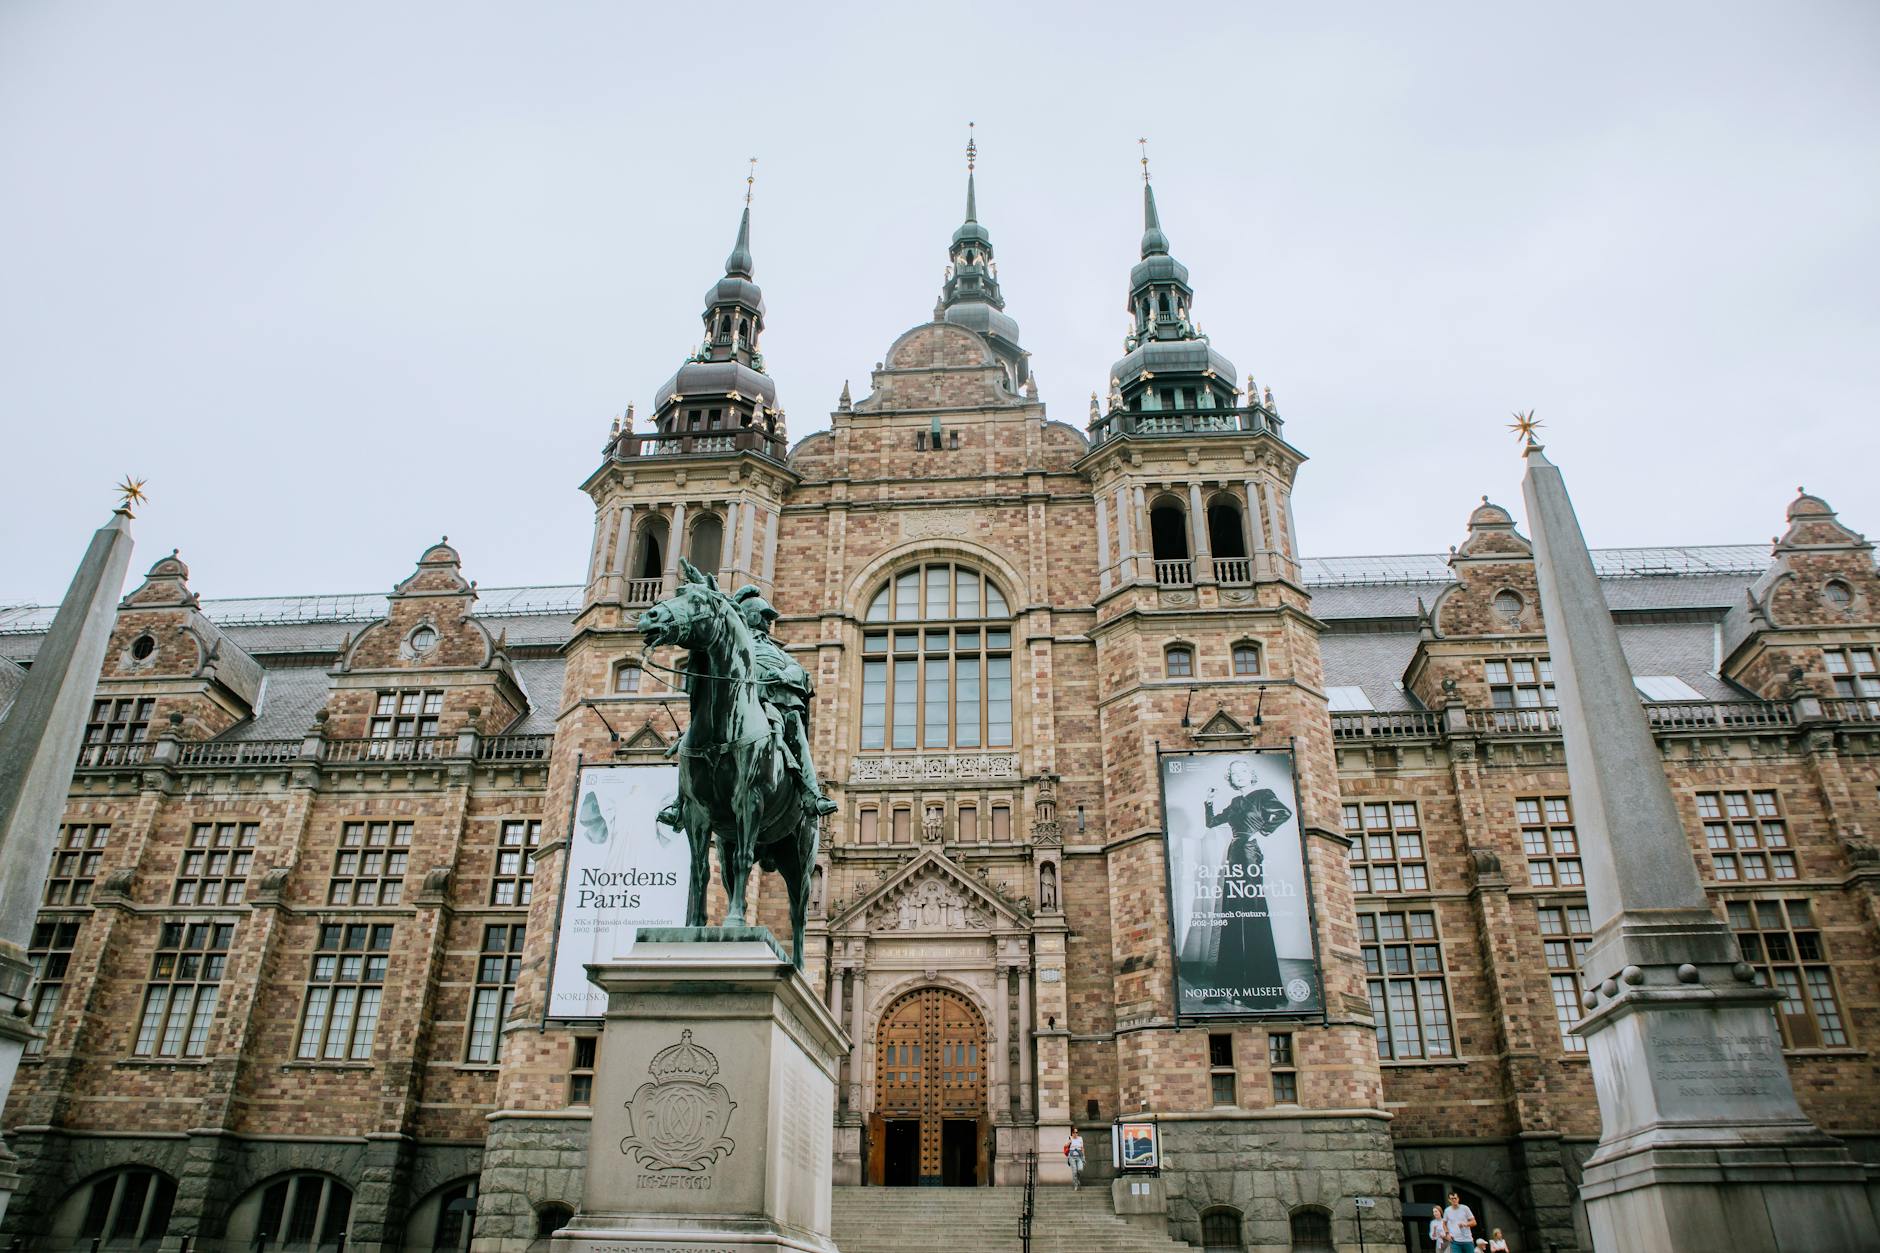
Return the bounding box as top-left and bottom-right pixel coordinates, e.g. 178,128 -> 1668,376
657,583 -> 838,828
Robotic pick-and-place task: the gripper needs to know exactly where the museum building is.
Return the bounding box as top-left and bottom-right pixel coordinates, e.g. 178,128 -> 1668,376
2,162 -> 1878,1253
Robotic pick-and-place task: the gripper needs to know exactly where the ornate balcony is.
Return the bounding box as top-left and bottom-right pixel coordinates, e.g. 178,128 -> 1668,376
608,428 -> 787,463
1086,403 -> 1281,449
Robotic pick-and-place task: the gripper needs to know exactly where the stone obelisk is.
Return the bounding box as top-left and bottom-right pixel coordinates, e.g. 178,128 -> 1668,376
0,497 -> 138,1223
1520,437 -> 1877,1251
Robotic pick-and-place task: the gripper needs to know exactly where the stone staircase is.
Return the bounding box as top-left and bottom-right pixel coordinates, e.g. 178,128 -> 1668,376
831,1184 -> 1194,1252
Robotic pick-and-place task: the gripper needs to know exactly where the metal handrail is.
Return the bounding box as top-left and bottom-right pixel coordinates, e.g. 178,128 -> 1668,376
1019,1150 -> 1037,1253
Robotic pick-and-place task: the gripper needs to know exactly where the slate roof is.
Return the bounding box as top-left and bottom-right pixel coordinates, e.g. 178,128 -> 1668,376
0,543 -> 1774,735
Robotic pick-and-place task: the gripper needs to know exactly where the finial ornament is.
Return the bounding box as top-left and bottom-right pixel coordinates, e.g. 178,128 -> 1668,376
966,122 -> 976,173
744,157 -> 757,206
1139,136 -> 1150,184
115,476 -> 148,515
1508,410 -> 1544,446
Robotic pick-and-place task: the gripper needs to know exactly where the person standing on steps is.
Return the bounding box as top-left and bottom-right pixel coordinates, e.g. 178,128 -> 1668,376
1064,1129 -> 1085,1189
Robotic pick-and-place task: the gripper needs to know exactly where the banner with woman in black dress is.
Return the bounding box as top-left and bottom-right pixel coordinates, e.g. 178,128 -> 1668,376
1162,750 -> 1323,1017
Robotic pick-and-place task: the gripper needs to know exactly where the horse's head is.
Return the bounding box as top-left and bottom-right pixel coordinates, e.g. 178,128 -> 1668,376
637,558 -> 727,651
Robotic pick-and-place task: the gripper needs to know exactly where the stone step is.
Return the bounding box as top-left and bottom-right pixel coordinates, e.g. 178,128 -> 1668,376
830,1185 -> 1190,1253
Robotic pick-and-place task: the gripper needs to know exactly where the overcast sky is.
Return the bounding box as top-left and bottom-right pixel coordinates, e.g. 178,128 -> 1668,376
2,2 -> 1876,606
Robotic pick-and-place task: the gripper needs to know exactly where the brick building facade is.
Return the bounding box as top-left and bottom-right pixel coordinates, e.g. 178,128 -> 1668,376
3,170 -> 1877,1253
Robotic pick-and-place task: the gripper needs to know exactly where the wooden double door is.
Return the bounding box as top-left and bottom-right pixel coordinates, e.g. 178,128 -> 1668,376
867,987 -> 990,1186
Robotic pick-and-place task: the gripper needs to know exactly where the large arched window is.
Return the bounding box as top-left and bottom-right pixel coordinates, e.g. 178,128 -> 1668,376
687,512 -> 724,575
1208,493 -> 1250,583
226,1172 -> 353,1251
1200,1206 -> 1243,1252
1149,496 -> 1189,562
404,1177 -> 478,1252
49,1167 -> 177,1248
633,517 -> 668,582
860,563 -> 1012,751
1289,1205 -> 1334,1252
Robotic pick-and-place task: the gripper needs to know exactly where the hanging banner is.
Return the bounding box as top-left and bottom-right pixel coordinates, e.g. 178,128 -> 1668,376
1161,750 -> 1323,1017
546,762 -> 691,1019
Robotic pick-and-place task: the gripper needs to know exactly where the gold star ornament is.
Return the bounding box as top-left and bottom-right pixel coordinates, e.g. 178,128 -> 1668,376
115,476 -> 148,515
1507,411 -> 1543,445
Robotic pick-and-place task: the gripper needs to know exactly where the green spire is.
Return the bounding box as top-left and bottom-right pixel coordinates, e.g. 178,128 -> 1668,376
1140,181 -> 1169,258
965,170 -> 977,224
724,205 -> 754,279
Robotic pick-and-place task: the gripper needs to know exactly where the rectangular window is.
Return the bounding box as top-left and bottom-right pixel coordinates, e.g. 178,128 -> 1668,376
958,805 -> 978,843
491,820 -> 541,905
1823,648 -> 1880,715
860,657 -> 887,750
82,697 -> 154,764
25,919 -> 80,1055
1359,909 -> 1455,1060
858,808 -> 878,844
44,824 -> 109,906
991,805 -> 1012,842
1517,795 -> 1582,888
330,822 -> 413,906
891,809 -> 911,845
1207,1032 -> 1236,1106
987,654 -> 1012,747
1267,1031 -> 1298,1103
954,657 -> 981,747
1538,902 -> 1593,1054
1696,790 -> 1792,881
296,923 -> 393,1060
367,689 -> 443,758
1341,801 -> 1429,893
176,822 -> 258,906
134,920 -> 234,1057
467,923 -> 525,1063
892,658 -> 918,749
1728,898 -> 1849,1047
569,1035 -> 598,1105
1485,657 -> 1555,729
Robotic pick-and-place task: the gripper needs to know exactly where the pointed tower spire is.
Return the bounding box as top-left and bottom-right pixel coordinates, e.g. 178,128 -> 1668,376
0,496 -> 138,1106
1139,138 -> 1169,258
723,158 -> 757,278
965,123 -> 978,223
936,124 -> 1028,386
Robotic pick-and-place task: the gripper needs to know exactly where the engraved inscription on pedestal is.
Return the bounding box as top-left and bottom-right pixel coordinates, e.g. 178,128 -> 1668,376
1650,1032 -> 1783,1101
621,1030 -> 738,1192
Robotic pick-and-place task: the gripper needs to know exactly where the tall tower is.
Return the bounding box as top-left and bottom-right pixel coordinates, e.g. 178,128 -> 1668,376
1075,157 -> 1395,1242
486,182 -> 802,1223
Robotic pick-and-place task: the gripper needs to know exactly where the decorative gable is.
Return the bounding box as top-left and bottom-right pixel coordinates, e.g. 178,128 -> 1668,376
831,849 -> 1026,936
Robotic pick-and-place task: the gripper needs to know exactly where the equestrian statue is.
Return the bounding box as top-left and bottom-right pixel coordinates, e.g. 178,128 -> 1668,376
637,558 -> 838,968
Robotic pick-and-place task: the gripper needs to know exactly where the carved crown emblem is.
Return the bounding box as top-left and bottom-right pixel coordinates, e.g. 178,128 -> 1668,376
621,1030 -> 737,1172
647,1029 -> 720,1085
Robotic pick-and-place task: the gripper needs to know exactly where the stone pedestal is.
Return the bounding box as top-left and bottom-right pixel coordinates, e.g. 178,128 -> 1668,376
1575,912 -> 1880,1252
553,927 -> 849,1253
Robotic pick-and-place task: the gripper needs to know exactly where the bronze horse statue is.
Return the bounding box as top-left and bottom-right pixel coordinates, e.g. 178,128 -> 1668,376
636,559 -> 820,967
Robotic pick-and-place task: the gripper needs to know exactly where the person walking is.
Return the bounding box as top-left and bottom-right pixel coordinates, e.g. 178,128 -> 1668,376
1064,1130 -> 1086,1189
1427,1205 -> 1450,1251
1443,1192 -> 1477,1250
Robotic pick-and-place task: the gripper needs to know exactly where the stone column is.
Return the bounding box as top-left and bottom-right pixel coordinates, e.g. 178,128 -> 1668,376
0,506 -> 135,1224
607,503 -> 637,602
661,501 -> 687,595
992,959 -> 1012,1120
1095,494 -> 1112,594
1243,479 -> 1270,580
1112,485 -> 1135,583
1015,963 -> 1034,1118
737,498 -> 758,581
1132,486 -> 1151,579
761,506 -> 780,586
848,962 -> 867,1116
1187,481 -> 1211,580
1521,440 -> 1876,1252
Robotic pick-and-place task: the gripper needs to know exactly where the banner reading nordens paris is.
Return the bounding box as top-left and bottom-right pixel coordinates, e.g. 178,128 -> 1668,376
546,763 -> 692,1019
1162,750 -> 1323,1017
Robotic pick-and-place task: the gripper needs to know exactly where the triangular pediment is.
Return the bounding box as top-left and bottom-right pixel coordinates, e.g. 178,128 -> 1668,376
1195,708 -> 1252,741
621,720 -> 670,751
831,849 -> 1026,934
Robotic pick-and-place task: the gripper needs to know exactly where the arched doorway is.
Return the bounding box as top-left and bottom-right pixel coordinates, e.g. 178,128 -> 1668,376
869,987 -> 988,1187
